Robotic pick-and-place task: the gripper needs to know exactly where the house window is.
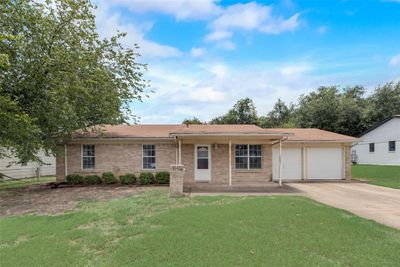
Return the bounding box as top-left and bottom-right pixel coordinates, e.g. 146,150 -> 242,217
235,144 -> 262,170
369,143 -> 375,153
82,145 -> 95,169
21,161 -> 28,167
143,144 -> 156,169
389,141 -> 396,152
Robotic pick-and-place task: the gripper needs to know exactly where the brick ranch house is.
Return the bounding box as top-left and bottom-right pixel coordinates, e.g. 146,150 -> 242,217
56,124 -> 357,190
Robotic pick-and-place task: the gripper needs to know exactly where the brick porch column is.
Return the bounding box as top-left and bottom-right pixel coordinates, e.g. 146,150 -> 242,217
170,164 -> 185,197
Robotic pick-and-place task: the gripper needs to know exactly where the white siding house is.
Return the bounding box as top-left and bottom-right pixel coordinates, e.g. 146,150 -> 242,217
0,150 -> 56,179
352,115 -> 400,165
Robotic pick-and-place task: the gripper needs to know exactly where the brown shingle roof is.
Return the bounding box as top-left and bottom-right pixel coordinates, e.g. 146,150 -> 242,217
267,128 -> 358,142
73,124 -> 357,142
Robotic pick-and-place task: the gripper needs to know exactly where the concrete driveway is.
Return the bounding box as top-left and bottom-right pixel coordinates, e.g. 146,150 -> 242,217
289,183 -> 400,229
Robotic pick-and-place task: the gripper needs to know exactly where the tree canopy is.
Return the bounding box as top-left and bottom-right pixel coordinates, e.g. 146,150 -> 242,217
0,0 -> 147,162
209,82 -> 400,136
210,98 -> 258,125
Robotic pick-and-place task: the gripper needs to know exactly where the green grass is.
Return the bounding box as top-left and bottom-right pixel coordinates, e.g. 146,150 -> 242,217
0,176 -> 56,190
1,189 -> 399,267
352,164 -> 400,189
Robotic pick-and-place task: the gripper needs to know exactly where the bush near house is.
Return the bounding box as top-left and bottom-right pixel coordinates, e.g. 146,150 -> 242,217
120,173 -> 136,185
139,172 -> 154,185
65,174 -> 84,185
102,172 -> 117,184
155,171 -> 170,184
83,175 -> 102,185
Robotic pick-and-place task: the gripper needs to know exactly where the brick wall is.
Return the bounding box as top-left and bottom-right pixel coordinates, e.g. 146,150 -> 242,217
57,143 -> 176,181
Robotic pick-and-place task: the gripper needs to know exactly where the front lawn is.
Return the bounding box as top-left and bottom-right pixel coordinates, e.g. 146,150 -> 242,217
352,164 -> 400,189
1,189 -> 399,266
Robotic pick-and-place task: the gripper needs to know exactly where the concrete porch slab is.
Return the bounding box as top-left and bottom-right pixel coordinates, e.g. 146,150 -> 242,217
184,183 -> 303,195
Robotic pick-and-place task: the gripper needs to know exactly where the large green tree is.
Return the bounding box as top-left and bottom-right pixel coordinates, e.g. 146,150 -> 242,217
0,0 -> 147,163
258,99 -> 296,128
210,98 -> 258,124
363,82 -> 400,129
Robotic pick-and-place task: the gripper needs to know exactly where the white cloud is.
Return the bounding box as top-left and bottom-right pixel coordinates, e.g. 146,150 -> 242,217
190,47 -> 206,57
205,30 -> 232,41
260,13 -> 300,34
205,2 -> 301,47
211,2 -> 270,31
389,54 -> 400,67
103,0 -> 221,20
95,1 -> 181,58
190,87 -> 225,102
280,63 -> 313,75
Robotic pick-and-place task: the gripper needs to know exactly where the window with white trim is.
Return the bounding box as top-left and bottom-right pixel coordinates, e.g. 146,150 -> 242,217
235,144 -> 262,169
82,144 -> 95,169
143,144 -> 156,169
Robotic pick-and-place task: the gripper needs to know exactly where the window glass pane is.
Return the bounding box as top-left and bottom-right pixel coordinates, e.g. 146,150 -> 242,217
83,157 -> 95,169
369,143 -> 375,152
249,145 -> 262,156
143,157 -> 156,169
235,144 -> 248,156
249,157 -> 261,169
235,157 -> 248,169
143,145 -> 155,156
197,146 -> 208,158
197,158 -> 208,169
389,141 -> 396,152
83,145 -> 94,157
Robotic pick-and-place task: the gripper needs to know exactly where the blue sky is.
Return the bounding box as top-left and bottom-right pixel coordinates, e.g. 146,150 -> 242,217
94,0 -> 400,123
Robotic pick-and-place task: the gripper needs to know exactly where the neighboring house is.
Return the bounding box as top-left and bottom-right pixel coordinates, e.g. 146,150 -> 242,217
0,150 -> 56,179
352,115 -> 400,165
56,124 -> 356,185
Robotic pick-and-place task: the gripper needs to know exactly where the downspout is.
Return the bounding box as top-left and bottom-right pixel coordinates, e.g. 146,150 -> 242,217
229,139 -> 232,186
178,139 -> 182,165
64,143 -> 68,177
273,136 -> 288,187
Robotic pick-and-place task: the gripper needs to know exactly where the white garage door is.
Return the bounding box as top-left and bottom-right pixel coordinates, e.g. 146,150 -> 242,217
307,147 -> 343,179
273,148 -> 302,180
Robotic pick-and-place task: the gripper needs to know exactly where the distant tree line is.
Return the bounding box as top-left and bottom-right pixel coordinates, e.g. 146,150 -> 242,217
182,81 -> 400,136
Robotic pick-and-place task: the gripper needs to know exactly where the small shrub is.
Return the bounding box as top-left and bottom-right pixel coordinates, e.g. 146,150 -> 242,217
155,171 -> 170,184
65,174 -> 83,185
139,172 -> 154,185
120,173 -> 136,185
102,172 -> 117,184
83,175 -> 102,185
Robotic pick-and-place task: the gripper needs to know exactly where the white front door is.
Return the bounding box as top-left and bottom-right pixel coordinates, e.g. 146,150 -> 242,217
195,144 -> 211,181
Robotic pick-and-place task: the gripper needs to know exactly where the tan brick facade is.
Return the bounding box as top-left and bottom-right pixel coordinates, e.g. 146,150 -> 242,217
57,143 -> 176,181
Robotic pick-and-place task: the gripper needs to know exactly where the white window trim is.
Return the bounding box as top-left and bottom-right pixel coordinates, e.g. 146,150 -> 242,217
81,144 -> 95,170
235,144 -> 262,170
142,144 -> 156,170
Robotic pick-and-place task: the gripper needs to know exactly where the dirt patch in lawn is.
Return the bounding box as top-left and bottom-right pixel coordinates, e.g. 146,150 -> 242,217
0,185 -> 165,217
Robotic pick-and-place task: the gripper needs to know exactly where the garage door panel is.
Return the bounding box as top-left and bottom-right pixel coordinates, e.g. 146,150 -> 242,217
273,148 -> 302,180
307,148 -> 343,179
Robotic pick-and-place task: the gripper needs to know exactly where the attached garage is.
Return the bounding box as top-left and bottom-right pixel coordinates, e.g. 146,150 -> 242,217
272,144 -> 345,181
